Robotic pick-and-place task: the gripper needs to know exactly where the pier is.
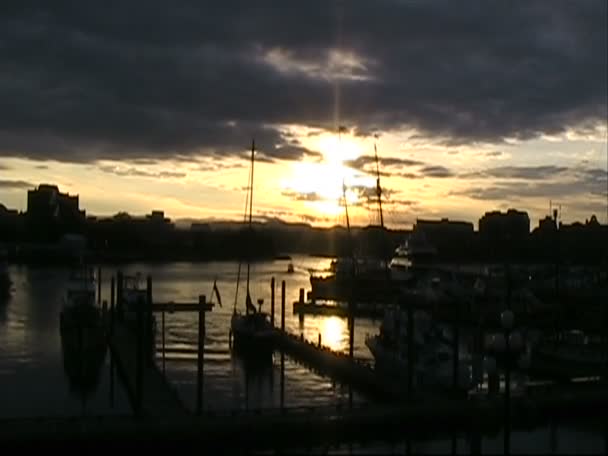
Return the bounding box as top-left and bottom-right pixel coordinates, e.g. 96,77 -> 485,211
2,381 -> 608,448
54,269 -> 607,451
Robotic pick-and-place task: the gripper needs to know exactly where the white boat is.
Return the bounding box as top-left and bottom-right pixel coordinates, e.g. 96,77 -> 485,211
365,306 -> 474,391
230,140 -> 274,360
389,229 -> 438,282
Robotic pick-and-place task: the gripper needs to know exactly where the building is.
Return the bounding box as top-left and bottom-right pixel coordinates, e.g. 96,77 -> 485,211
26,184 -> 86,241
478,209 -> 530,241
414,218 -> 475,260
27,184 -> 85,225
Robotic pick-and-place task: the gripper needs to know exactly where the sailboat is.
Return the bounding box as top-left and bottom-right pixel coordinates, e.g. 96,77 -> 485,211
309,139 -> 397,303
230,140 -> 275,359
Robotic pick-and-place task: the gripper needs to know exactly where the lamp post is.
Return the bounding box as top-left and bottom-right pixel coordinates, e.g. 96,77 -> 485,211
486,309 -> 527,456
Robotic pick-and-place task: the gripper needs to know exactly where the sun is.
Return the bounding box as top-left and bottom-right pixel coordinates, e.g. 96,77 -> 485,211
279,132 -> 374,217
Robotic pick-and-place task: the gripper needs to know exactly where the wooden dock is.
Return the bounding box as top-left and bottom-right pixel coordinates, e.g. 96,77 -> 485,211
2,382 -> 607,448
273,329 -> 416,400
108,321 -> 189,418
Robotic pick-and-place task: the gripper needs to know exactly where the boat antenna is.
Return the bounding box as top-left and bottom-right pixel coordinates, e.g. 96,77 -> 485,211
234,141 -> 253,312
246,139 -> 255,313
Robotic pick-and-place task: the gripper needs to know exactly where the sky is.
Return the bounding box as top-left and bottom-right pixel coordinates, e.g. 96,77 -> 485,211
1,1 -> 607,229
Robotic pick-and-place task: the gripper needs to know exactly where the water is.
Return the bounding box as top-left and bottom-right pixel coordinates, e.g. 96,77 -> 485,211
1,255 -> 606,454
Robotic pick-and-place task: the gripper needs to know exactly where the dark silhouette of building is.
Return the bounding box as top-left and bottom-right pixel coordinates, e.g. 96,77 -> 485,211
478,209 -> 530,260
26,184 -> 85,241
414,218 -> 475,261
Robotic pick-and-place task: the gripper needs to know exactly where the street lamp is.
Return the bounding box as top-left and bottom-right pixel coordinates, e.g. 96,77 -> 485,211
486,309 -> 526,456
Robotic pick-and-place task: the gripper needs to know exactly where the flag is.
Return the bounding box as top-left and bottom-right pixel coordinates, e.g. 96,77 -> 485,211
246,291 -> 257,313
213,279 -> 222,307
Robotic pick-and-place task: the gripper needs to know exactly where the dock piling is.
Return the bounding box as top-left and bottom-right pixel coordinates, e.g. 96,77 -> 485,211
146,275 -> 153,363
136,295 -> 144,417
97,266 -> 102,306
280,352 -> 285,411
452,305 -> 460,392
110,277 -> 115,336
116,271 -> 124,320
271,277 -> 275,327
162,308 -> 166,375
281,281 -> 286,332
197,295 -> 206,415
407,302 -> 414,398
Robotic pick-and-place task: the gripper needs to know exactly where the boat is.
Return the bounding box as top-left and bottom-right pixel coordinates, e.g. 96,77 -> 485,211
530,330 -> 607,375
309,140 -> 397,303
120,273 -> 157,358
59,267 -> 107,402
389,228 -> 438,283
365,306 -> 474,392
230,140 -> 275,360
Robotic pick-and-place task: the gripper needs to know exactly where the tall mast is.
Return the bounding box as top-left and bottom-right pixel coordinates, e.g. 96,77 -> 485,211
374,141 -> 384,229
246,139 -> 255,298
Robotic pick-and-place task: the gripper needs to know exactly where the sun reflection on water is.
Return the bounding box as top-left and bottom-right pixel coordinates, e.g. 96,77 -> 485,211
320,316 -> 347,352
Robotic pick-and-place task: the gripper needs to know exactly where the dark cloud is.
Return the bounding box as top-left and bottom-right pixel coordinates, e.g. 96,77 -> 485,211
0,179 -> 34,189
281,190 -> 325,202
98,165 -> 186,179
0,1 -> 606,164
485,151 -> 503,157
464,165 -> 570,180
420,165 -> 454,178
450,168 -> 608,201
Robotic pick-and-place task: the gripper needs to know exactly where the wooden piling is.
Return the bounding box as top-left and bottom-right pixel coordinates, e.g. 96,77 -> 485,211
136,295 -> 144,417
281,281 -> 286,332
271,277 -> 275,327
97,266 -> 102,306
161,309 -> 166,376
407,303 -> 414,398
116,271 -> 124,320
110,277 -> 115,336
348,311 -> 354,359
146,276 -> 153,363
197,295 -> 206,415
452,305 -> 460,392
280,352 -> 285,410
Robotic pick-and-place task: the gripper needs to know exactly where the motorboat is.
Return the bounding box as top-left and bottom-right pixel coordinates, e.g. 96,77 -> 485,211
389,229 -> 438,282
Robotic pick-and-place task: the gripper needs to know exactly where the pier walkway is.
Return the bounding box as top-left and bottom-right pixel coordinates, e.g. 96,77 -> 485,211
2,382 -> 607,447
108,321 -> 188,418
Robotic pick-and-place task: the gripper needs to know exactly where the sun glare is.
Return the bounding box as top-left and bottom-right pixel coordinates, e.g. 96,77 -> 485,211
280,132 -> 375,216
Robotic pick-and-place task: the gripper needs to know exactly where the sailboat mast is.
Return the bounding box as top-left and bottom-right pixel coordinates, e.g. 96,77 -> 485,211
374,142 -> 384,229
246,139 -> 255,297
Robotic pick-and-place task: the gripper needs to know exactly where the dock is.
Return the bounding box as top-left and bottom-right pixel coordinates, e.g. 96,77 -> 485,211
2,382 -> 608,448
273,329 -> 406,400
108,322 -> 189,417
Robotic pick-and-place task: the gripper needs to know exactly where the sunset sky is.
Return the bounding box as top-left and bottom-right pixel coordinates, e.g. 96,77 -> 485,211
1,1 -> 606,229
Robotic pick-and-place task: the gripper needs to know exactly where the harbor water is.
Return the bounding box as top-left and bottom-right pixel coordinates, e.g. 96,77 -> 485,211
0,255 -> 605,453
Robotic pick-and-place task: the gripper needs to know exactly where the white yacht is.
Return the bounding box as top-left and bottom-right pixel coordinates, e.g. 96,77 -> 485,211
389,229 -> 438,282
